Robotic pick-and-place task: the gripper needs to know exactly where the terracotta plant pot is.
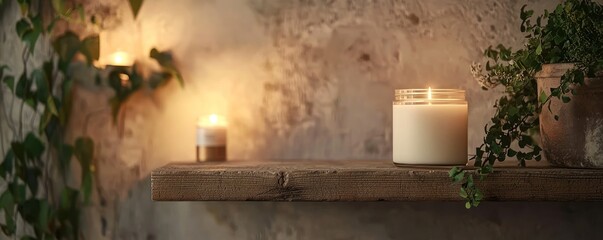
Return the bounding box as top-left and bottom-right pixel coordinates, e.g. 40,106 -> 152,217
536,63 -> 603,168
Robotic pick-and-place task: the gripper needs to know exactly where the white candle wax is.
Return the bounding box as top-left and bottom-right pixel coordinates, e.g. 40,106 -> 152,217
392,89 -> 468,165
196,127 -> 226,147
196,114 -> 227,147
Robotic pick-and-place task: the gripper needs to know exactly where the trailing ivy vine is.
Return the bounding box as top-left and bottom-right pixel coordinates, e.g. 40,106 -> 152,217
0,0 -> 182,238
450,0 -> 603,208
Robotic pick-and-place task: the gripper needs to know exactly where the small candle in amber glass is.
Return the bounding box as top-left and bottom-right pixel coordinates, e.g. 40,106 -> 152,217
196,114 -> 227,162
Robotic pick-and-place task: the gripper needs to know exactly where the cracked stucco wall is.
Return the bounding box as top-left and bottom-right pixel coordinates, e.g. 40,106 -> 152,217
3,0 -> 603,239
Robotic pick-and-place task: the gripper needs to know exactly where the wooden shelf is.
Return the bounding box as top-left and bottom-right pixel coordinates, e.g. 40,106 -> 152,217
151,160 -> 603,201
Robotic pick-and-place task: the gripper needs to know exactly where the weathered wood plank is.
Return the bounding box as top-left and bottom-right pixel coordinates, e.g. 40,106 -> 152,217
151,160 -> 603,201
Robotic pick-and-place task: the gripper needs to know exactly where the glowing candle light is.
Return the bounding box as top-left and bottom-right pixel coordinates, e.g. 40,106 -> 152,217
106,51 -> 134,67
196,114 -> 227,161
392,88 -> 468,165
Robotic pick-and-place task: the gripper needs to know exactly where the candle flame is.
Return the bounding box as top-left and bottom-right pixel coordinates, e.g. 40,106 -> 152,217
209,114 -> 219,125
198,114 -> 227,127
106,51 -> 134,66
427,87 -> 432,100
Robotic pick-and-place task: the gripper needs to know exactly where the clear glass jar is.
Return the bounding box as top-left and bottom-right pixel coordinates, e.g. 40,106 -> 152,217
392,88 -> 468,165
394,89 -> 467,105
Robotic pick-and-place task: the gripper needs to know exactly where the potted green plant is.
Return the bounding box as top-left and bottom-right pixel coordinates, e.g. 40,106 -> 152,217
449,0 -> 603,208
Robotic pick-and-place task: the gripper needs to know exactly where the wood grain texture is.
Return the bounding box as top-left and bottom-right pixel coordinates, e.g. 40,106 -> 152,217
151,160 -> 603,201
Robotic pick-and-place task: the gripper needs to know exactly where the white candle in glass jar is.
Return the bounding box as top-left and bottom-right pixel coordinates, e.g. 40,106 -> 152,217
392,88 -> 468,165
196,114 -> 227,161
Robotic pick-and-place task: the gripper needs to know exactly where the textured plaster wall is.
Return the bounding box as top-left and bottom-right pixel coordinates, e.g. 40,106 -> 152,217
3,0 -> 603,239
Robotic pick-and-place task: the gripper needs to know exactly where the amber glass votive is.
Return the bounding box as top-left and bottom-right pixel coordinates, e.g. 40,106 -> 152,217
196,114 -> 227,162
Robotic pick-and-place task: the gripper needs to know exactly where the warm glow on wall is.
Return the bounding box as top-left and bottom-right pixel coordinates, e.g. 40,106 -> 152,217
198,114 -> 228,127
106,51 -> 135,66
98,27 -> 139,67
97,51 -> 134,67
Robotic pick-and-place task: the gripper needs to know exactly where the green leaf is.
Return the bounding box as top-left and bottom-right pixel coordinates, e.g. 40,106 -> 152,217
475,190 -> 484,201
508,106 -> 518,116
47,17 -> 58,32
51,0 -> 66,15
37,200 -> 50,232
0,190 -> 14,210
465,201 -> 471,209
520,5 -> 534,21
59,144 -> 73,173
59,78 -> 74,124
60,187 -> 78,210
32,69 -> 48,102
24,133 -> 45,160
46,95 -> 59,116
490,142 -> 502,155
82,171 -> 92,203
16,71 -> 33,100
0,150 -> 14,178
535,43 -> 542,55
2,76 -> 15,92
453,171 -> 465,183
39,108 -> 52,135
507,149 -> 517,157
80,35 -> 100,65
11,142 -> 25,161
24,167 -> 40,194
24,96 -> 37,109
0,191 -> 15,235
466,174 -> 475,188
150,48 -> 184,87
448,166 -> 460,177
22,15 -> 42,53
53,31 -> 81,63
0,65 -> 15,92
1,218 -> 16,235
562,96 -> 571,103
19,199 -> 40,223
31,14 -> 43,32
459,188 -> 468,198
16,0 -> 29,15
520,5 -> 527,20
539,90 -> 548,104
75,137 -> 94,202
128,0 -> 144,18
15,18 -> 31,38
12,183 -> 26,203
564,1 -> 573,12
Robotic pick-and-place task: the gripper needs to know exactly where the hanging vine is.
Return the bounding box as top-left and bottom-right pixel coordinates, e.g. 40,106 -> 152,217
0,0 -> 182,239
